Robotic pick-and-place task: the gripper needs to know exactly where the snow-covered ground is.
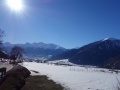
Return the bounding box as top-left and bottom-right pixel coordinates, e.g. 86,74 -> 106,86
22,59 -> 120,90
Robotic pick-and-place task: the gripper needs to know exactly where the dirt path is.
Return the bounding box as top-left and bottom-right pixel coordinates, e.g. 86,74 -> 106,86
0,61 -> 13,71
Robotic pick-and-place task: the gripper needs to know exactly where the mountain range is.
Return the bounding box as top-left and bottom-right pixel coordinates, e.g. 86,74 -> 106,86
2,42 -> 67,59
2,37 -> 120,67
49,38 -> 120,66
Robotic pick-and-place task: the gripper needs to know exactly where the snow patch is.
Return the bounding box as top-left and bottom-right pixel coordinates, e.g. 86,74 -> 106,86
102,37 -> 117,41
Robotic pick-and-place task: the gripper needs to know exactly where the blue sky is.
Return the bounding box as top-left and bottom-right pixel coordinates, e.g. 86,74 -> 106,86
0,0 -> 120,48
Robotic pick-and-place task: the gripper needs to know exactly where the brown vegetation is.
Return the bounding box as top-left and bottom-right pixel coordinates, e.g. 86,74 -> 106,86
0,65 -> 31,90
21,75 -> 65,90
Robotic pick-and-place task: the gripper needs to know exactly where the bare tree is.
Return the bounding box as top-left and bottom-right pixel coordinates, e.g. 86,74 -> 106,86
0,29 -> 5,45
10,46 -> 25,62
0,29 -> 5,61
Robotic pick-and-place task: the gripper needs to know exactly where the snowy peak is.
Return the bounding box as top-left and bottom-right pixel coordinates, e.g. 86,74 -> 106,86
3,42 -> 13,47
102,37 -> 118,41
100,37 -> 120,49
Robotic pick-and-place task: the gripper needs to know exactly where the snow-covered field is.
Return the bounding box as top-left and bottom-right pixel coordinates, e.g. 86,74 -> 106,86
22,59 -> 120,90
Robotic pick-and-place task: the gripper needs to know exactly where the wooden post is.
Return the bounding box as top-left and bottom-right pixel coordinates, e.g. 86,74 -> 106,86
0,67 -> 6,78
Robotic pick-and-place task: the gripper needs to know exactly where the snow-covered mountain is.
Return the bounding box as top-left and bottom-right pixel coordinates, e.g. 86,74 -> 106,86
2,42 -> 67,59
49,37 -> 120,66
3,42 -> 66,50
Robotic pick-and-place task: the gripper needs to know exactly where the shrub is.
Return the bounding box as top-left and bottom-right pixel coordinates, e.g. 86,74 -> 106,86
0,65 -> 31,90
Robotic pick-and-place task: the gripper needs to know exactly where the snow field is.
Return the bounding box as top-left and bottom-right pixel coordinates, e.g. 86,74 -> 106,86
23,62 -> 120,90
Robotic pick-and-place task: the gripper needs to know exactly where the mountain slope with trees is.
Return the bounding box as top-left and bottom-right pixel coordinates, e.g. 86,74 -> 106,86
49,38 -> 120,66
101,55 -> 120,69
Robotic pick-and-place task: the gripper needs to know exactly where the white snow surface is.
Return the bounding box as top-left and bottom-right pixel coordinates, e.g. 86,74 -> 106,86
23,59 -> 120,90
102,37 -> 117,41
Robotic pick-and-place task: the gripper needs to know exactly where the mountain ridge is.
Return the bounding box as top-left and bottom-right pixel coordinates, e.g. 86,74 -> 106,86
2,42 -> 67,59
49,37 -> 120,66
3,42 -> 66,50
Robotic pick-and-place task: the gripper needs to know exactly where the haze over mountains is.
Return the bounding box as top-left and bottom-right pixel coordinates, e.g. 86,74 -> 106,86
49,38 -> 120,66
2,42 -> 67,59
3,42 -> 66,50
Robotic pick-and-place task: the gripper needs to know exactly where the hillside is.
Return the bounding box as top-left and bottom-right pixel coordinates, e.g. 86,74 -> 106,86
49,38 -> 120,66
101,55 -> 120,69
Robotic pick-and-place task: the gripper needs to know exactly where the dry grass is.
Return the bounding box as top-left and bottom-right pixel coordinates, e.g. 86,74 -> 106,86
0,65 -> 31,90
0,65 -> 66,90
21,75 -> 65,90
